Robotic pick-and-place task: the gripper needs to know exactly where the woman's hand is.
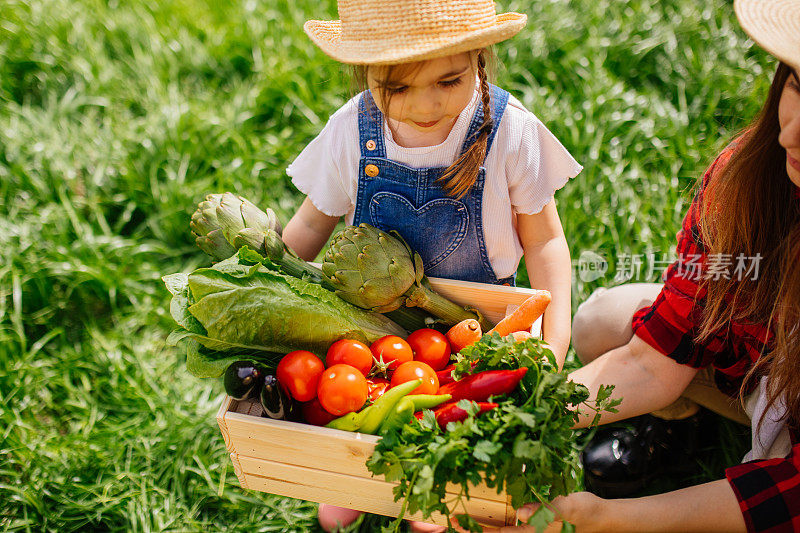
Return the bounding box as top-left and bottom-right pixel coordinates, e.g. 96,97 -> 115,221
451,492 -> 604,533
451,480 -> 745,532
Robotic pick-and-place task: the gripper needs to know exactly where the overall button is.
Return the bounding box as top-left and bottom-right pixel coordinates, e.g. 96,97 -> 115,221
365,164 -> 380,177
365,139 -> 376,151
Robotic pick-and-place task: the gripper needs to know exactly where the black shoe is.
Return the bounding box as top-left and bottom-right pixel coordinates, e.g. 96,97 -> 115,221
581,413 -> 703,498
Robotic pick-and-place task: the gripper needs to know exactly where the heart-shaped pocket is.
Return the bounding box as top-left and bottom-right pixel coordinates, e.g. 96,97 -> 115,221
369,192 -> 469,270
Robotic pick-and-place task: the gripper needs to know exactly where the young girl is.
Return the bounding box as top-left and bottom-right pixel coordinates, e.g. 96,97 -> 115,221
280,0 -> 581,530
282,0 -> 580,365
467,0 -> 800,531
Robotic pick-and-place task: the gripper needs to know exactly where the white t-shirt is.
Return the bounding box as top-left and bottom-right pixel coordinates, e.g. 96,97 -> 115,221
287,89 -> 582,279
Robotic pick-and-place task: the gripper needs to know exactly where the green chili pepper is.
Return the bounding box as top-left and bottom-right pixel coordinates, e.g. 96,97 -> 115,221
405,394 -> 452,411
358,379 -> 422,434
325,410 -> 365,431
326,379 -> 422,433
378,396 -> 416,434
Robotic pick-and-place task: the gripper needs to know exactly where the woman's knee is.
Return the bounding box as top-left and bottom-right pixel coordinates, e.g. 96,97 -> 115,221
572,288 -> 619,363
572,283 -> 662,364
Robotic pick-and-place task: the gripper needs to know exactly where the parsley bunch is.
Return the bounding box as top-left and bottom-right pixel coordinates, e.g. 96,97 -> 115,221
367,334 -> 620,532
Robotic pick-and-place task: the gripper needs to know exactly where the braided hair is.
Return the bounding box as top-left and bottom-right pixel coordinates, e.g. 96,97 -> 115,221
438,50 -> 493,199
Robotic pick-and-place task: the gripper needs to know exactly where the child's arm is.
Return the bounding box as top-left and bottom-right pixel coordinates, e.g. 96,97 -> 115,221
282,197 -> 340,261
517,199 -> 571,369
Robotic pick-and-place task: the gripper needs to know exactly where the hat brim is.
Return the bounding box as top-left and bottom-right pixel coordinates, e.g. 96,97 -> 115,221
735,0 -> 800,71
304,13 -> 527,65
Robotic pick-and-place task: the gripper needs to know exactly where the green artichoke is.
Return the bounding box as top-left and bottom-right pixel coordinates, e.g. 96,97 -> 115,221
190,192 -> 325,283
190,194 -> 236,261
322,224 -> 492,330
191,193 -> 281,259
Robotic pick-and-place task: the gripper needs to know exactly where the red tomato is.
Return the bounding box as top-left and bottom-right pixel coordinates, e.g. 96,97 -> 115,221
317,364 -> 369,416
301,398 -> 338,426
326,339 -> 373,375
366,377 -> 390,402
390,361 -> 439,395
407,328 -> 452,371
276,350 -> 325,402
370,335 -> 413,371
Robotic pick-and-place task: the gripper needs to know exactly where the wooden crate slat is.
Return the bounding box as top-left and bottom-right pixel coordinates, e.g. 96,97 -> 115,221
222,411 -> 378,447
221,410 -> 504,502
224,425 -> 376,477
426,277 -> 538,325
236,455 -> 512,528
216,395 -> 235,453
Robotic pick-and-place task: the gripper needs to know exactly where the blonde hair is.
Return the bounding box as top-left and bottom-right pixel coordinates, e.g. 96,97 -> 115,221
352,48 -> 495,199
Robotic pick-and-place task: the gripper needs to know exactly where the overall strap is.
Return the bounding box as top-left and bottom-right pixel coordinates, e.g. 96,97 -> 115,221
357,90 -> 387,158
458,84 -> 510,163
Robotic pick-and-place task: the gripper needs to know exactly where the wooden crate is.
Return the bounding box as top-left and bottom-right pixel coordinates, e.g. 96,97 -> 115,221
216,276 -> 541,527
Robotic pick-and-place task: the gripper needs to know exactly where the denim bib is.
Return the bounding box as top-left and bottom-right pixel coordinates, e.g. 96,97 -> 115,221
352,85 -> 514,285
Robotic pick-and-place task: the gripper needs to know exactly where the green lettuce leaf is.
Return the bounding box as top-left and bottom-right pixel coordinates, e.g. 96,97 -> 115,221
163,272 -> 204,333
186,261 -> 405,354
182,338 -> 282,378
162,250 -> 406,378
163,270 -> 285,377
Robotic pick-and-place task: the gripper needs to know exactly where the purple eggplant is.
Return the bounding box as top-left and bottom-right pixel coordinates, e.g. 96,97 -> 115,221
260,375 -> 301,421
223,360 -> 266,401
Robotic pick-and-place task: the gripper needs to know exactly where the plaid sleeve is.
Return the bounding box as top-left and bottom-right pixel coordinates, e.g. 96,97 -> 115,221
726,444 -> 800,532
631,146 -> 738,367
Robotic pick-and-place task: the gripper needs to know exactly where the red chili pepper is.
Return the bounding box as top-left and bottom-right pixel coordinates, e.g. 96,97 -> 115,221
438,368 -> 528,402
436,364 -> 457,386
432,401 -> 498,429
436,361 -> 478,386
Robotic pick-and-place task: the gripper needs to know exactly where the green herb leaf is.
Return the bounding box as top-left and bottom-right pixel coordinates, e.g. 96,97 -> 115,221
455,513 -> 483,532
368,335 -> 619,531
527,505 -> 555,533
472,440 -> 502,462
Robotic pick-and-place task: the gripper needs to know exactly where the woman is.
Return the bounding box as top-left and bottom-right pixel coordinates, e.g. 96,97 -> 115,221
458,0 -> 800,530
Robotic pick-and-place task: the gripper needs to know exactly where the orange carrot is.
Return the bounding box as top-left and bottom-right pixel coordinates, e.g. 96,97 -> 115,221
488,290 -> 551,338
510,331 -> 533,343
445,319 -> 482,353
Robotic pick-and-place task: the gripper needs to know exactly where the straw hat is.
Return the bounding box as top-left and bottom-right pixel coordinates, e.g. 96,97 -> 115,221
735,0 -> 800,70
304,0 -> 527,65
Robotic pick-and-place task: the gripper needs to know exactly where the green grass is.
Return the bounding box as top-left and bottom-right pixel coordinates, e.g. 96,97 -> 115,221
0,0 -> 769,530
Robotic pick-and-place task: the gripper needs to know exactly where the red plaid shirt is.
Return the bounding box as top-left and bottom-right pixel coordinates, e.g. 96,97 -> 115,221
631,142 -> 800,532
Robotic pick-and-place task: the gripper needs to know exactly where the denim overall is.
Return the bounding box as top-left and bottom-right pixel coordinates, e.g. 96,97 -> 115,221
352,85 -> 514,285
